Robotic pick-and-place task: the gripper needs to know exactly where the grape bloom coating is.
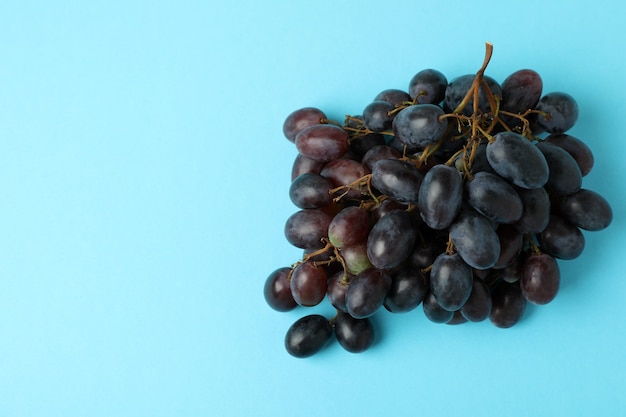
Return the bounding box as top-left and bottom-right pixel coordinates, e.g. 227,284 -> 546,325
263,43 -> 613,358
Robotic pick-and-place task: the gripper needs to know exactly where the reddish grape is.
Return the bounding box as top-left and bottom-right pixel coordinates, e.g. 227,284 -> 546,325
521,253 -> 560,305
290,262 -> 328,307
295,124 -> 349,162
263,267 -> 297,312
328,206 -> 370,248
283,107 -> 327,142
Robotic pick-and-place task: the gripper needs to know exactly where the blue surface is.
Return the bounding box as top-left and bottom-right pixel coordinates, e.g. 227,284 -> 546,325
1,1 -> 624,416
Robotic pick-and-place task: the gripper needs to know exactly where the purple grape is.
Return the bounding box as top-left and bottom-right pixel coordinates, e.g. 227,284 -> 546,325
285,314 -> 332,358
422,291 -> 454,324
295,124 -> 349,162
494,224 -> 524,269
544,133 -> 594,176
327,272 -> 353,312
536,142 -> 582,195
392,104 -> 448,150
417,164 -> 463,230
430,252 -> 473,311
345,268 -> 392,319
449,207 -> 501,270
521,253 -> 560,305
536,92 -> 579,133
500,69 -> 543,114
361,145 -> 402,171
263,267 -> 297,312
363,101 -> 394,132
384,267 -> 429,313
538,215 -> 585,260
321,158 -> 370,200
334,312 -> 375,353
558,189 -> 612,231
283,107 -> 327,142
514,186 -> 551,234
367,210 -> 417,269
291,153 -> 326,181
289,173 -> 334,209
374,88 -> 411,106
489,281 -> 526,328
328,206 -> 370,248
290,262 -> 328,307
284,209 -> 332,249
371,159 -> 424,204
444,74 -> 502,116
349,133 -> 386,157
460,276 -> 492,322
408,68 -> 448,104
465,171 -> 523,224
486,131 -> 549,189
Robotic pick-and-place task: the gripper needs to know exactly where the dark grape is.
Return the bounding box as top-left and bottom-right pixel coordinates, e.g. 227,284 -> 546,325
536,92 -> 579,134
500,69 -> 543,114
284,209 -> 332,249
444,311 -> 467,325
501,255 -> 524,283
418,164 -> 463,229
290,262 -> 328,307
367,210 -> 417,269
283,107 -> 327,142
363,101 -> 394,132
289,173 -> 334,209
345,268 -> 392,319
489,281 -> 526,328
449,207 -> 501,270
371,198 -> 409,222
392,104 -> 448,150
536,142 -> 582,195
422,291 -> 454,323
558,189 -> 612,231
429,252 -> 473,311
544,133 -> 594,176
321,158 -> 370,199
384,267 -> 429,313
486,131 -> 549,189
328,206 -> 370,248
361,145 -> 402,171
465,171 -> 523,224
285,314 -> 332,358
494,224 -> 524,269
538,215 -> 585,260
327,272 -> 353,312
371,159 -> 424,204
407,240 -> 441,269
444,74 -> 502,116
514,187 -> 551,234
408,69 -> 448,104
291,153 -> 326,180
349,133 -> 386,157
295,124 -> 349,162
374,88 -> 411,106
264,267 -> 297,312
521,253 -> 560,305
460,277 -> 492,322
334,312 -> 375,353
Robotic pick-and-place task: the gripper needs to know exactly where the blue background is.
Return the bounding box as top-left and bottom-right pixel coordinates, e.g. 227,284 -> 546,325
1,1 -> 624,416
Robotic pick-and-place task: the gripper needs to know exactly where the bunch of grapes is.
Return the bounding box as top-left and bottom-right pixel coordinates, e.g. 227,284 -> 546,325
263,43 -> 613,358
